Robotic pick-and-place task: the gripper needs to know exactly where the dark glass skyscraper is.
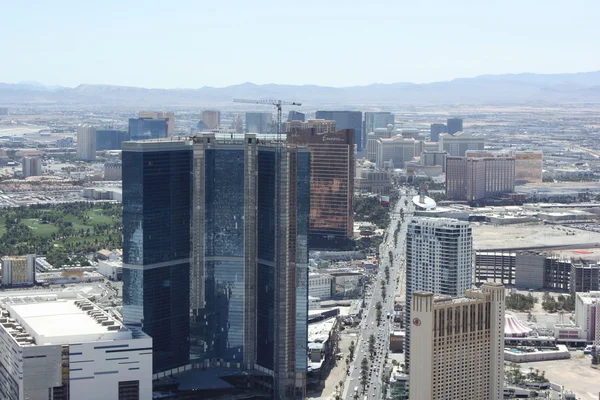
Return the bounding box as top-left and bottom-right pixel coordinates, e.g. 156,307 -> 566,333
190,133 -> 310,399
288,110 -> 305,122
447,117 -> 463,135
364,111 -> 395,138
122,140 -> 192,374
128,118 -> 168,141
96,129 -> 126,150
315,110 -> 363,151
429,123 -> 447,142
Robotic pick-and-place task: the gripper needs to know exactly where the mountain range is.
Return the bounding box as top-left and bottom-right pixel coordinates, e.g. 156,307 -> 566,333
2,71 -> 600,106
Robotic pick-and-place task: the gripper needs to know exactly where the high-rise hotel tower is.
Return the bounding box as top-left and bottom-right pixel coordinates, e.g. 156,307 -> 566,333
122,133 -> 309,399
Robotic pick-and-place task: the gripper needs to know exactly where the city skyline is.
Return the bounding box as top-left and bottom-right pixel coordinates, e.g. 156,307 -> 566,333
2,1 -> 599,88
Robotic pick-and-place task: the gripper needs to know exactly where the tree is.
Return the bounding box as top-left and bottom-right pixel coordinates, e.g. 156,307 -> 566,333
369,334 -> 376,357
376,309 -> 382,326
349,340 -> 356,361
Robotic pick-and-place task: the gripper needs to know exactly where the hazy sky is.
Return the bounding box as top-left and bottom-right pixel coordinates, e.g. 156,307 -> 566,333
2,0 -> 599,88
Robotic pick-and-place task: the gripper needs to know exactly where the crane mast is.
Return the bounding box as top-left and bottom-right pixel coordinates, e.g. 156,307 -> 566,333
233,98 -> 302,142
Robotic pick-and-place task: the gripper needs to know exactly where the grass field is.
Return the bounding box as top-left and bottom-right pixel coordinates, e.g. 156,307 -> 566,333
0,208 -> 119,239
22,218 -> 59,237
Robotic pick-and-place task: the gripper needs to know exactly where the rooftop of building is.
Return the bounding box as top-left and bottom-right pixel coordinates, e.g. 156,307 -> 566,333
0,292 -> 131,346
308,317 -> 336,344
576,291 -> 600,304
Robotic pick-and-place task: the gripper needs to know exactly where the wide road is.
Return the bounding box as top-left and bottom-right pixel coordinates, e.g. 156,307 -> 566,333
343,187 -> 414,400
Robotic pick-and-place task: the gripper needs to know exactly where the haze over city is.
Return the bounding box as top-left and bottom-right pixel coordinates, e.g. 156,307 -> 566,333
2,1 -> 600,400
2,0 -> 600,88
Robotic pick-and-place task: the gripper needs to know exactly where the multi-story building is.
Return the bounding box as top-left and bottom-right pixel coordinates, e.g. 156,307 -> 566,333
447,117 -> 463,135
96,129 -> 126,150
245,112 -> 273,134
200,110 -> 220,130
405,217 -> 473,368
366,127 -> 394,161
0,292 -> 152,400
571,262 -> 600,293
128,118 -> 168,141
464,149 -> 542,186
77,125 -> 96,161
446,155 -> 515,201
409,283 -> 505,400
122,140 -> 192,374
288,110 -> 305,122
22,156 -> 42,177
190,133 -> 310,399
1,255 -> 35,286
375,136 -> 417,169
288,129 -> 354,244
439,131 -> 484,157
315,111 -> 363,151
309,272 -> 333,300
364,111 -> 394,137
123,134 -> 310,398
104,162 -> 122,180
430,123 -> 447,142
421,151 -> 448,172
139,111 -> 175,136
355,168 -> 391,195
285,119 -> 336,134
575,291 -> 600,342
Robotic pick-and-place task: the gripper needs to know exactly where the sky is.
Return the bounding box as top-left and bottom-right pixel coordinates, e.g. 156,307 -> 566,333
1,0 -> 599,88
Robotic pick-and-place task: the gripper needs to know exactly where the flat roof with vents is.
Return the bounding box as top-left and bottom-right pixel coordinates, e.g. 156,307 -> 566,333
4,297 -> 130,345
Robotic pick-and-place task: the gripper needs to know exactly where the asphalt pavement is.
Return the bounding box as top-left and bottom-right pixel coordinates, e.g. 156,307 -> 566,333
343,188 -> 414,400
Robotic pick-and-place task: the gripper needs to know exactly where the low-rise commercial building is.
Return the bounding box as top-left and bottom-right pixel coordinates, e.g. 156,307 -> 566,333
355,168 -> 391,195
309,273 -> 333,300
0,292 -> 152,400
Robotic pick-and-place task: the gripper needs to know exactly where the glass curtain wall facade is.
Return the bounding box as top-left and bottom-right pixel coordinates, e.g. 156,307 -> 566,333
315,111 -> 363,151
288,129 -> 354,243
96,129 -> 126,150
122,140 -> 192,374
190,134 -> 309,400
128,118 -> 168,141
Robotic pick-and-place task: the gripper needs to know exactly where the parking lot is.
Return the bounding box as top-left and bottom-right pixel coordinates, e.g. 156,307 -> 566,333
518,351 -> 600,400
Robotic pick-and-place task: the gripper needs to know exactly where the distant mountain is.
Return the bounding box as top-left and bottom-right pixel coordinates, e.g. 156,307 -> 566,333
2,71 -> 600,106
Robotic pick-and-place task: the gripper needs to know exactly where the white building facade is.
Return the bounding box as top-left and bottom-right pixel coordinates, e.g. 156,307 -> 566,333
405,217 -> 473,368
309,273 -> 332,300
0,292 -> 152,400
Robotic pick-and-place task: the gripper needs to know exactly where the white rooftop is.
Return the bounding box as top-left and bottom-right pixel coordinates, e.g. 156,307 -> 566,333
6,297 -> 129,345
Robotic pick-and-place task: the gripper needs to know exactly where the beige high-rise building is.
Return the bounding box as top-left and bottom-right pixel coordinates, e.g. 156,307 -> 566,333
76,125 -> 96,161
446,155 -> 515,201
1,255 -> 35,286
200,110 -> 220,130
375,135 -> 417,168
409,283 -> 505,400
439,131 -> 485,157
366,127 -> 394,161
139,111 -> 175,136
285,119 -> 336,134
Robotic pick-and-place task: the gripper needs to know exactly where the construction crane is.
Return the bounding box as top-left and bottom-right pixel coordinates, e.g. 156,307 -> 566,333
233,98 -> 302,141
